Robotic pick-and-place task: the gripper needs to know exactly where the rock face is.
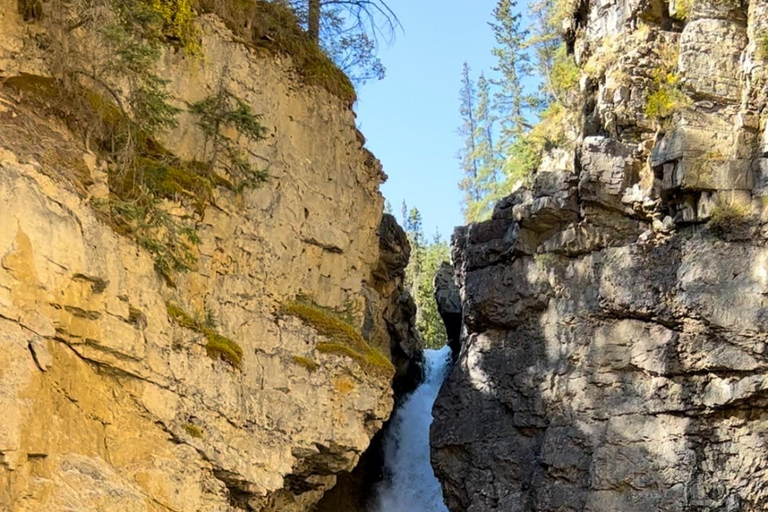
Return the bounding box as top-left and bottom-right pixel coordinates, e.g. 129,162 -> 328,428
434,262 -> 462,356
431,1 -> 768,511
0,6 -> 415,512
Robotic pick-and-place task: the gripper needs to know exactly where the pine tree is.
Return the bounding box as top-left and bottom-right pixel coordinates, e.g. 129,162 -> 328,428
458,62 -> 484,221
490,0 -> 538,146
294,0 -> 400,86
401,207 -> 450,349
470,72 -> 502,220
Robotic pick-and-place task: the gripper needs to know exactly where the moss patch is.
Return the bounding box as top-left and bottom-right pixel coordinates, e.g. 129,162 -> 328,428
182,423 -> 204,438
759,31 -> 768,62
292,355 -> 320,372
280,300 -> 394,377
166,301 -> 243,367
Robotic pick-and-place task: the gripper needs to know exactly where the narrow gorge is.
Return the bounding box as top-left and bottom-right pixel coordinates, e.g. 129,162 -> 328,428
1,0 -> 767,511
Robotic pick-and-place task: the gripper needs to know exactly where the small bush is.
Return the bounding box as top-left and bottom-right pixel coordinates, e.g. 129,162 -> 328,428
292,355 -> 320,372
182,423 -> 204,438
148,0 -> 200,53
645,84 -> 690,120
280,299 -> 394,377
166,301 -> 244,367
672,0 -> 694,21
645,44 -> 690,123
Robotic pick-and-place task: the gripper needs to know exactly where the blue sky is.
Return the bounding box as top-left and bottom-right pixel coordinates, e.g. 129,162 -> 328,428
355,0 -> 499,240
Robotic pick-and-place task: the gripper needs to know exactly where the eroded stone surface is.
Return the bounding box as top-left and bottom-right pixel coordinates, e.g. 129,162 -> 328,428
432,0 -> 768,510
0,8 -> 411,512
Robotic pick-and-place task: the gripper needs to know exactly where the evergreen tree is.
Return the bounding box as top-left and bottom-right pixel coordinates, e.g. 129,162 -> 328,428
458,62 -> 483,221
490,0 -> 538,145
401,207 -> 450,349
468,72 -> 502,221
292,0 -> 400,86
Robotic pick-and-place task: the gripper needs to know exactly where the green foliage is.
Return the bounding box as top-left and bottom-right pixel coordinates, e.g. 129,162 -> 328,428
189,81 -> 269,188
645,77 -> 689,123
292,355 -> 320,372
402,206 -> 450,349
182,423 -> 204,438
497,102 -> 567,192
645,86 -> 689,120
672,0 -> 694,21
38,0 -> 269,282
459,0 -> 581,221
313,7 -> 387,86
93,196 -> 200,282
148,0 -> 200,53
458,62 -> 482,212
166,301 -> 244,367
280,299 -> 394,376
645,43 -> 689,122
550,0 -> 579,29
550,44 -> 580,101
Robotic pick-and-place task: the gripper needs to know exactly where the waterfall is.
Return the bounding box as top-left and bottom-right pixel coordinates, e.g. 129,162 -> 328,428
370,346 -> 452,512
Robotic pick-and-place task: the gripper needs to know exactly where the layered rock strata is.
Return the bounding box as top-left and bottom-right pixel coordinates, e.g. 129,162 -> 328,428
432,1 -> 768,510
0,6 -> 415,512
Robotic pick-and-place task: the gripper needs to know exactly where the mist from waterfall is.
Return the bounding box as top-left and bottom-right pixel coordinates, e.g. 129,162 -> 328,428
370,346 -> 452,512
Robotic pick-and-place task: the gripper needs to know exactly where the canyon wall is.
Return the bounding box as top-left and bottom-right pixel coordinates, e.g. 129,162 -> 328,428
432,0 -> 768,510
0,5 -> 416,511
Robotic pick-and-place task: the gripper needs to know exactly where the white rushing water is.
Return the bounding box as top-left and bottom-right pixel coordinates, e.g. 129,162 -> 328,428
370,346 -> 452,512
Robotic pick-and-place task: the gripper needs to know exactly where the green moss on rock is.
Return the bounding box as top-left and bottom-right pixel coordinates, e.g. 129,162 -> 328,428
166,301 -> 243,367
280,300 -> 394,377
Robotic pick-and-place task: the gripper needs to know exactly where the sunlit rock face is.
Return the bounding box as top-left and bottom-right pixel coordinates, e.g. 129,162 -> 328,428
431,0 -> 768,510
0,5 -> 414,512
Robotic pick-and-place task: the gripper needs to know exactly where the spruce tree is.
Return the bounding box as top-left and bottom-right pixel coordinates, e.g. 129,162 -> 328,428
458,62 -> 483,222
490,0 -> 537,145
470,72 -> 502,220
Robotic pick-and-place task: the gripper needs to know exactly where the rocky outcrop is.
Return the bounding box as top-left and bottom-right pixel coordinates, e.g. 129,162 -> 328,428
431,1 -> 768,511
313,214 -> 424,512
434,262 -> 462,356
0,5 -> 413,512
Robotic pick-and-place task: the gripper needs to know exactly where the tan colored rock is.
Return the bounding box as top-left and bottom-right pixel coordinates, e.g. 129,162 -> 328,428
0,10 -> 402,512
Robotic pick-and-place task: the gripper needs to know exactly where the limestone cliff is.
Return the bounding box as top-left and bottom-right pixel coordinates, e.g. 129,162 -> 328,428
0,4 -> 416,512
432,0 -> 768,511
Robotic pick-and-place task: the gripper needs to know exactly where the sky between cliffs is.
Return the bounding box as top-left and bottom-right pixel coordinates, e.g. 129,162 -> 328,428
355,0 -> 498,240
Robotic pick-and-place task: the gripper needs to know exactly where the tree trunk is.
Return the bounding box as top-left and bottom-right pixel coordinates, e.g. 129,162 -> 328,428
308,0 -> 321,43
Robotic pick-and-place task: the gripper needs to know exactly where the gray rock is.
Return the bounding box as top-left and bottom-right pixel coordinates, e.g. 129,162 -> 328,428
431,3 -> 768,511
434,262 -> 462,356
